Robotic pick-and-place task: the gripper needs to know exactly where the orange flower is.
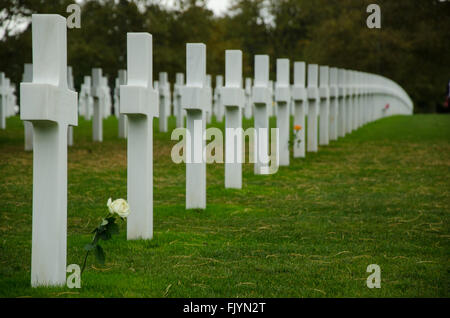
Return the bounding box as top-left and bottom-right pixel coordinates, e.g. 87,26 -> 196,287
294,125 -> 302,131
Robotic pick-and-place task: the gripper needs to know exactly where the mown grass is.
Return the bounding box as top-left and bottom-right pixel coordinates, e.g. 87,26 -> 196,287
0,114 -> 449,297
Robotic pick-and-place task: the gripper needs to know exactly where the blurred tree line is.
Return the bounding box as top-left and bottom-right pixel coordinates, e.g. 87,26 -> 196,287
0,0 -> 449,112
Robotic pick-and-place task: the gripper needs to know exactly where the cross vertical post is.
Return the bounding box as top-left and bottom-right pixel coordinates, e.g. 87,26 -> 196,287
158,72 -> 169,132
214,75 -> 224,122
351,71 -> 358,131
205,74 -> 213,124
91,68 -> 103,141
337,69 -> 346,138
358,72 -> 364,127
174,73 -> 185,128
67,66 -> 75,146
244,78 -> 253,119
344,70 -> 352,134
0,73 -> 7,129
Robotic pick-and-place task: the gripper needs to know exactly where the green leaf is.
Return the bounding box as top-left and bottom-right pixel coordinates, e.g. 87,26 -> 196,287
106,217 -> 116,223
92,234 -> 100,245
98,230 -> 112,241
94,245 -> 105,264
107,222 -> 119,235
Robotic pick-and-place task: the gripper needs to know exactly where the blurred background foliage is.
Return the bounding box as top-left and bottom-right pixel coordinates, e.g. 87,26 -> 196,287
0,0 -> 449,113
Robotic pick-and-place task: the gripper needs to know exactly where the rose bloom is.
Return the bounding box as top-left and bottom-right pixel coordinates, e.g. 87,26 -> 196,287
294,125 -> 302,131
107,198 -> 130,218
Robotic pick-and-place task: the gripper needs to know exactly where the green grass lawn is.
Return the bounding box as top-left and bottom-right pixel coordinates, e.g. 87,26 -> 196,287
0,114 -> 449,297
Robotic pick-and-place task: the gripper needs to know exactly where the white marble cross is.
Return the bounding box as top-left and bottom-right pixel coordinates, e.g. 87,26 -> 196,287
268,80 -> 274,117
120,33 -> 158,240
337,69 -> 347,138
92,68 -> 104,141
158,72 -> 170,132
22,64 -> 34,151
291,62 -> 307,158
213,75 -> 224,122
319,65 -> 330,146
79,75 -> 93,120
181,43 -> 207,209
275,58 -> 291,166
174,72 -> 185,127
1,77 -> 15,124
102,76 -> 112,118
328,67 -> 339,141
9,84 -> 18,117
67,66 -> 75,146
154,81 -> 160,124
357,72 -> 364,128
356,71 -> 362,128
252,55 -> 271,174
0,73 -> 8,129
4,80 -> 11,118
367,74 -> 373,122
222,50 -> 245,189
360,72 -> 366,126
204,74 -> 213,124
350,71 -> 357,131
117,70 -> 127,138
20,14 -> 77,287
244,77 -> 253,119
344,70 -> 353,134
307,64 -> 319,152
114,77 -> 120,117
361,72 -> 369,125
357,71 -> 363,129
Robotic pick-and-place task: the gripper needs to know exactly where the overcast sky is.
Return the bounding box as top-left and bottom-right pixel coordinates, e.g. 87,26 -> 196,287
164,0 -> 232,16
203,0 -> 232,16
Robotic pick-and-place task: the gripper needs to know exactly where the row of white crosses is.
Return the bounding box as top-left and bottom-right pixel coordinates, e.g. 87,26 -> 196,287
15,58 -> 411,148
0,72 -> 19,130
21,14 -> 413,287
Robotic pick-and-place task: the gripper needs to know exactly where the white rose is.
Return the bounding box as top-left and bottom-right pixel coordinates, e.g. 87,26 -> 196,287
106,198 -> 130,218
